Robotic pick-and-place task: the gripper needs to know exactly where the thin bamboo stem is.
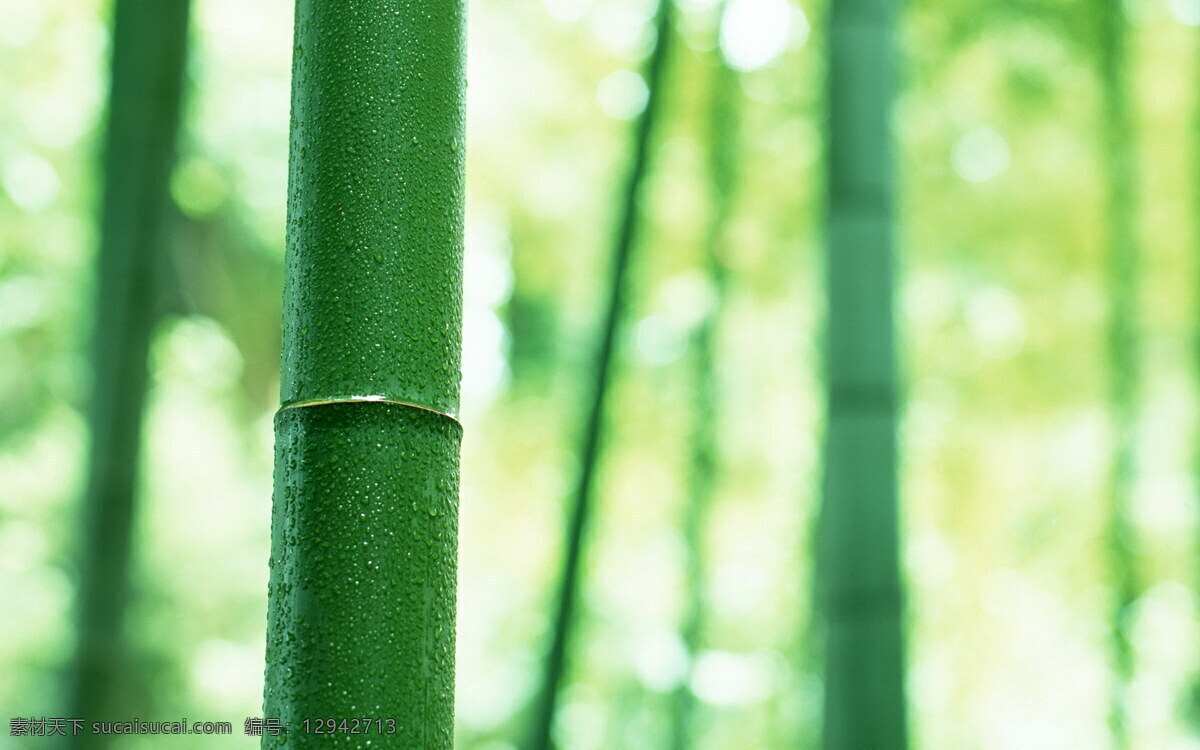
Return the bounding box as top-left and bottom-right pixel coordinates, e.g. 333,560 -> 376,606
668,11 -> 739,749
1098,0 -> 1140,743
527,3 -> 676,748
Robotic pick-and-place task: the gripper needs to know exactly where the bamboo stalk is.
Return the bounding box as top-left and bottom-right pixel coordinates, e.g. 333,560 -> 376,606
261,1 -> 465,746
817,0 -> 909,746
526,3 -> 675,748
1097,0 -> 1140,743
68,0 -> 191,742
669,10 -> 739,748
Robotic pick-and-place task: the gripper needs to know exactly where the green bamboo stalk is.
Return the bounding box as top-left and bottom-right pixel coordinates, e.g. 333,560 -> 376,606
668,14 -> 739,750
526,3 -> 675,749
816,0 -> 908,746
1097,0 -> 1140,743
261,1 -> 465,747
68,0 -> 191,740
1192,18 -> 1200,735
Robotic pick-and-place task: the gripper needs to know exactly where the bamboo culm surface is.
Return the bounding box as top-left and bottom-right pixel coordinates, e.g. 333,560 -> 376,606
262,1 -> 465,747
527,3 -> 675,749
69,0 -> 190,744
818,0 -> 909,746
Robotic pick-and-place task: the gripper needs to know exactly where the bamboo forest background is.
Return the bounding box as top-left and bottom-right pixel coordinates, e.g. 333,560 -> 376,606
2,0 -> 1198,747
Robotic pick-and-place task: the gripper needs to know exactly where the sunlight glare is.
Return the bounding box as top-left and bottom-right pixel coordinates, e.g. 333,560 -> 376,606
3,153 -> 59,211
1168,0 -> 1200,25
719,0 -> 802,72
597,69 -> 649,120
952,126 -> 1010,183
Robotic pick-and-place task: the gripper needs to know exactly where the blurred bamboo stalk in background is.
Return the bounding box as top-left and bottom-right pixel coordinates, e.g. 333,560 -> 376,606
816,0 -> 909,745
1098,0 -> 1141,743
68,0 -> 191,743
668,5 -> 739,748
260,0 -> 466,746
1192,14 -> 1200,734
526,1 -> 675,748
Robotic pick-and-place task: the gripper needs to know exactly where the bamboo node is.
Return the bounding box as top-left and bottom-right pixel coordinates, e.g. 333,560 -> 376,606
276,395 -> 462,427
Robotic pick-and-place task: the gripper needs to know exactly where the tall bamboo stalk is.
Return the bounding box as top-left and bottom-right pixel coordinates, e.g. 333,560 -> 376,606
1192,17 -> 1200,736
668,12 -> 739,749
261,1 -> 465,747
817,0 -> 908,746
1097,0 -> 1140,743
68,0 -> 190,741
526,3 -> 675,749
